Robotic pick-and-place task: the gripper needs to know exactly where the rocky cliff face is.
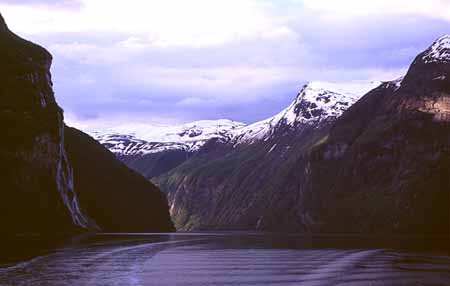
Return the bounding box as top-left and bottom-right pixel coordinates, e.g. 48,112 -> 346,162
298,35 -> 450,234
0,14 -> 92,233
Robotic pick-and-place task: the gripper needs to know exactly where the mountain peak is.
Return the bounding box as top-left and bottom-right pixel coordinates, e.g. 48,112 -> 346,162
421,34 -> 450,63
285,80 -> 381,122
294,81 -> 382,121
233,80 -> 381,144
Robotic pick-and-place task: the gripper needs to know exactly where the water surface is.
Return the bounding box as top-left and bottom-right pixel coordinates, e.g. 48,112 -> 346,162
0,233 -> 449,286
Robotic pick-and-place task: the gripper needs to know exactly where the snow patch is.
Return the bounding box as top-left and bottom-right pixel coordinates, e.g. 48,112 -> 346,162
392,76 -> 404,91
432,75 -> 446,81
267,144 -> 277,154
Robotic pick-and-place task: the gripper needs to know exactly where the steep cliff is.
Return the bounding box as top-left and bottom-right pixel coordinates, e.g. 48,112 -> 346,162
0,14 -> 92,233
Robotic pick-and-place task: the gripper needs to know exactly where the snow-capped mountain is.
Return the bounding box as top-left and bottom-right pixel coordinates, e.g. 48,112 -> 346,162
421,34 -> 450,63
232,81 -> 381,144
88,119 -> 246,156
88,81 -> 382,155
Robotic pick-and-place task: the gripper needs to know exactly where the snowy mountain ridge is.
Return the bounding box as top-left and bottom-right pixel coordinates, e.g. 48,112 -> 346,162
232,80 -> 382,144
87,81 -> 382,155
88,119 -> 246,155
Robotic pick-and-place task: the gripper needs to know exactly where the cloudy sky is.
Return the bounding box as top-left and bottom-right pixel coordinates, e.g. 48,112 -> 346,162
1,0 -> 449,128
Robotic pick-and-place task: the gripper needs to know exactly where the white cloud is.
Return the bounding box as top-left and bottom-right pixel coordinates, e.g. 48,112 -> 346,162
0,0 -> 296,48
299,0 -> 450,22
114,66 -> 301,97
111,64 -> 406,103
118,36 -> 148,49
176,97 -> 208,107
64,111 -> 182,130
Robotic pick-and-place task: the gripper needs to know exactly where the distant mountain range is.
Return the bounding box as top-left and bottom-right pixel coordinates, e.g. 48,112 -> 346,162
89,81 -> 380,178
90,119 -> 245,155
91,81 -> 381,150
90,34 -> 450,234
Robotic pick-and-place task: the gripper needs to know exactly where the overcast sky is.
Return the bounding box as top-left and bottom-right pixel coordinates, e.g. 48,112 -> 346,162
1,0 -> 449,128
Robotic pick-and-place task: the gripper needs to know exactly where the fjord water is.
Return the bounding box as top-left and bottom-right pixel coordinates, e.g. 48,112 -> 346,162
0,233 -> 449,286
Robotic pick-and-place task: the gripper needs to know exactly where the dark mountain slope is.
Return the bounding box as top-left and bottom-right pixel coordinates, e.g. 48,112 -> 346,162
65,126 -> 175,232
154,114 -> 334,231
0,14 -> 92,233
305,37 -> 450,234
119,150 -> 192,179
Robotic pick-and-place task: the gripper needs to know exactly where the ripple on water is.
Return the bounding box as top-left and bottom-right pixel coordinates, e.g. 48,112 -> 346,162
0,236 -> 449,286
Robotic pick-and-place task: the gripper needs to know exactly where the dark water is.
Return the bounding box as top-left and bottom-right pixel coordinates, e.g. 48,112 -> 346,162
0,233 -> 449,286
